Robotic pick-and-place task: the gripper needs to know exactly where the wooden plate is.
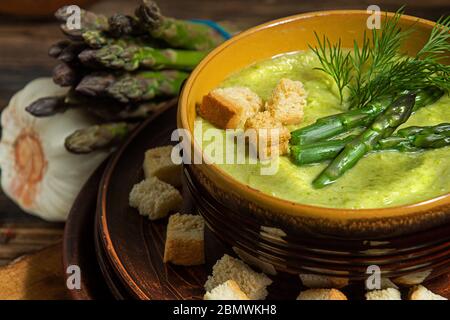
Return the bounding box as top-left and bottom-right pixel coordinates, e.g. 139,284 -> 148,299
62,161 -> 113,300
97,102 -> 209,299
96,102 -> 450,300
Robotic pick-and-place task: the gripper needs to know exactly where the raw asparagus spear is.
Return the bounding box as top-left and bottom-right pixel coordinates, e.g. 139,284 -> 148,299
79,44 -> 207,71
55,6 -> 109,39
25,96 -> 67,117
312,94 -> 416,188
53,63 -> 82,87
65,122 -> 136,154
291,123 -> 450,164
75,72 -> 116,96
76,70 -> 188,103
48,40 -> 71,58
82,30 -> 109,48
108,13 -> 144,37
107,70 -> 188,103
135,0 -> 224,51
56,42 -> 86,63
80,29 -> 150,49
290,87 -> 444,145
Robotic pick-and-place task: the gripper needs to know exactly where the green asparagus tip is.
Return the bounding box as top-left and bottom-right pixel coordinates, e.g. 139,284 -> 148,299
312,174 -> 334,189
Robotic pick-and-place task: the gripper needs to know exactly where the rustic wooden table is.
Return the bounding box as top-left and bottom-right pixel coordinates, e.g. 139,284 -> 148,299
0,0 -> 448,300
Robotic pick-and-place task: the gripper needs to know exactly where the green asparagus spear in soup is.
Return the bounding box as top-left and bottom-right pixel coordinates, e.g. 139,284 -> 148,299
65,122 -> 137,154
406,123 -> 450,148
291,123 -> 450,164
135,0 -> 224,51
290,134 -> 359,165
290,97 -> 390,145
312,94 -> 416,188
290,86 -> 444,145
79,44 -> 207,71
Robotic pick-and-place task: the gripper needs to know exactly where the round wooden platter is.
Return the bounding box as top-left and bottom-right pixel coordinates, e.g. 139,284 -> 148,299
96,102 -> 232,299
95,102 -> 450,300
63,161 -> 114,300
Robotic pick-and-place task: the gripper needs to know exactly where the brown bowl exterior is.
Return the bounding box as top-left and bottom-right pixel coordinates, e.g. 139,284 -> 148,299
184,164 -> 450,280
178,11 -> 450,238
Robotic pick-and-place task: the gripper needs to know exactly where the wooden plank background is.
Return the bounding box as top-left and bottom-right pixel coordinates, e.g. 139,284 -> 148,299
0,0 -> 449,298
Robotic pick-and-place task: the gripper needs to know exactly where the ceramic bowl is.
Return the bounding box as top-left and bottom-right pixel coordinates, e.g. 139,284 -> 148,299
178,10 -> 450,239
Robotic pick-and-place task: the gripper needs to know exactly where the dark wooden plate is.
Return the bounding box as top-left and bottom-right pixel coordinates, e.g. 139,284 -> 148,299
97,102 -> 209,299
96,102 -> 450,300
62,161 -> 113,300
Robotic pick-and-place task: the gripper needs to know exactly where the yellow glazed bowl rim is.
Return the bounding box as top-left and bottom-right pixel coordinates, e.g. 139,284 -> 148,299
179,10 -> 450,223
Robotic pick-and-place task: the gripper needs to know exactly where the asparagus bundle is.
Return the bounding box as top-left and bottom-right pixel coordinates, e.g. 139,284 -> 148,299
26,1 -> 227,154
290,123 -> 450,165
312,94 -> 416,188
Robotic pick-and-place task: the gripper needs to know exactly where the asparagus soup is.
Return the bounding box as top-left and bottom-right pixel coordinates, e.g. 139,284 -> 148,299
195,51 -> 450,209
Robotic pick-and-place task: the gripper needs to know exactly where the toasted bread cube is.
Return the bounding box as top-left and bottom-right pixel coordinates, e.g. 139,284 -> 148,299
205,254 -> 272,300
299,274 -> 349,289
204,280 -> 250,300
199,87 -> 263,129
365,288 -> 401,300
266,78 -> 307,125
297,288 -> 347,300
408,285 -> 447,300
163,213 -> 205,266
143,145 -> 181,187
129,177 -> 182,220
244,111 -> 290,158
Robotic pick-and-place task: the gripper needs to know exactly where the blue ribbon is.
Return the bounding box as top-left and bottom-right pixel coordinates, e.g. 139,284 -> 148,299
189,19 -> 232,40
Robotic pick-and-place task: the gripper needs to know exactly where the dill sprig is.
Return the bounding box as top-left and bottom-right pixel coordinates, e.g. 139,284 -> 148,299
310,35 -> 351,103
417,15 -> 450,60
311,9 -> 450,109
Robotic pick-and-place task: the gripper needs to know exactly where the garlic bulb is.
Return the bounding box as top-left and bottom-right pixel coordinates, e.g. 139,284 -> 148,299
0,78 -> 109,221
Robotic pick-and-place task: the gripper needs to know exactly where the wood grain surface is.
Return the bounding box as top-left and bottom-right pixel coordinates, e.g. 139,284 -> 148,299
0,242 -> 69,299
0,0 -> 449,300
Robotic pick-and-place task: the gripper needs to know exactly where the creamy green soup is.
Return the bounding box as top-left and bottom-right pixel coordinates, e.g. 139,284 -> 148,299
195,51 -> 450,209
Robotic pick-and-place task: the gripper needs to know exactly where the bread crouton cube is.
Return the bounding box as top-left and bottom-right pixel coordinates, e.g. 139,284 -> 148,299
163,213 -> 205,266
266,78 -> 307,125
365,288 -> 401,300
204,254 -> 272,300
408,285 -> 447,300
129,177 -> 182,220
199,87 -> 262,129
244,111 -> 290,158
204,280 -> 250,300
143,145 -> 181,187
297,288 -> 347,300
